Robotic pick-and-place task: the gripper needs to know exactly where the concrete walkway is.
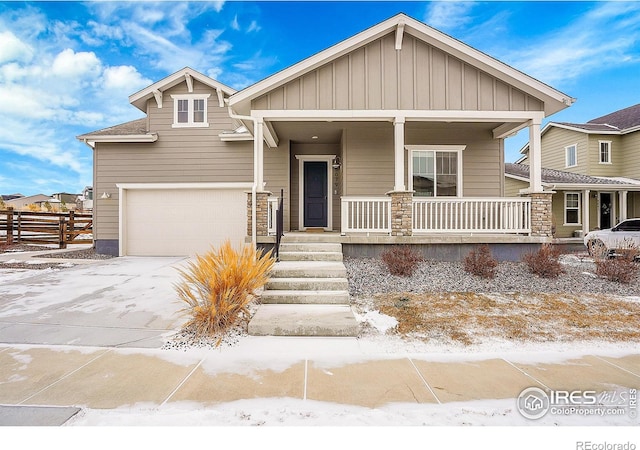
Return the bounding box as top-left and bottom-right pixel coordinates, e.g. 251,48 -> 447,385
1,340 -> 639,425
0,250 -> 639,426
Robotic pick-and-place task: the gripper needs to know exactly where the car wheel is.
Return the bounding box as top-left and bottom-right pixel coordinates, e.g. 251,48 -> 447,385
587,239 -> 606,257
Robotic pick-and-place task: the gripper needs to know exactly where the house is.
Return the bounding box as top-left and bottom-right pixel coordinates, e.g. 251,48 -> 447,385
78,13 -> 574,257
1,193 -> 24,203
512,103 -> 640,237
505,163 -> 640,238
76,186 -> 93,211
5,194 -> 56,211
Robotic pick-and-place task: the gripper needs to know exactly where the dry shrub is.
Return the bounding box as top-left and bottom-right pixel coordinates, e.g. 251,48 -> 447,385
595,242 -> 639,284
522,244 -> 564,278
380,245 -> 423,276
175,240 -> 275,342
463,244 -> 498,279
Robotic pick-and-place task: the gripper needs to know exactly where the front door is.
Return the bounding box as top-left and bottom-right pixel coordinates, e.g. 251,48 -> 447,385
303,161 -> 328,228
600,193 -> 613,229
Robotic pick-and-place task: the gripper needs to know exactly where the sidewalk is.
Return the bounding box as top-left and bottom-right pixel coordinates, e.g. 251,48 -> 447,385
1,338 -> 638,425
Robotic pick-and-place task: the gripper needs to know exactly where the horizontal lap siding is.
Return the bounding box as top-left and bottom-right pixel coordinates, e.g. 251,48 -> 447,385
587,134 -> 623,177
621,133 -> 640,179
540,127 -> 589,172
94,81 -> 253,240
252,34 -> 544,113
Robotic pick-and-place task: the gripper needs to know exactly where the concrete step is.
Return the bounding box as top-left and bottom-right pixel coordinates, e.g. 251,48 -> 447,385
270,261 -> 347,279
279,242 -> 342,253
278,251 -> 343,262
265,277 -> 349,291
248,304 -> 360,337
260,290 -> 350,305
281,234 -> 343,243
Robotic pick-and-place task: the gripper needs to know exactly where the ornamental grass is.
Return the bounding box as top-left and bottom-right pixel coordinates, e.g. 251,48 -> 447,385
175,240 -> 275,342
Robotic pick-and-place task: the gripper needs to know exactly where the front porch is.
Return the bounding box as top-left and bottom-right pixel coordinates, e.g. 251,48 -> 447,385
264,193 -> 549,240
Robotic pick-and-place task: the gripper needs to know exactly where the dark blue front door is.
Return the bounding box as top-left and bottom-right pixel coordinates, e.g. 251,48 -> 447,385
304,161 -> 328,228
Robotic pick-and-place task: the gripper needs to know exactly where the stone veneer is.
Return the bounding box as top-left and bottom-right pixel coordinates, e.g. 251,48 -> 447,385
529,192 -> 553,237
387,191 -> 413,236
247,191 -> 271,237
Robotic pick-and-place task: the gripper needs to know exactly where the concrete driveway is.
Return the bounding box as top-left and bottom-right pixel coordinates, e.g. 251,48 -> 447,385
0,256 -> 189,348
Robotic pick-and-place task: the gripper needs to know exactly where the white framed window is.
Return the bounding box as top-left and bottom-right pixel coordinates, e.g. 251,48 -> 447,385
406,145 -> 465,197
564,192 -> 581,225
565,144 -> 577,168
599,140 -> 612,164
171,94 -> 210,127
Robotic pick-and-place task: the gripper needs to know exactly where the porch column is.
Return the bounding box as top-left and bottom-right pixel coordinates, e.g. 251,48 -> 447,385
255,118 -> 265,190
528,118 -> 543,193
582,189 -> 590,236
394,116 -> 406,191
619,191 -> 628,221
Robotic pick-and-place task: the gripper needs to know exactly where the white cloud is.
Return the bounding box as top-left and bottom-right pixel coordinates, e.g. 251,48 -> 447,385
247,20 -> 261,33
425,2 -> 478,31
231,14 -> 240,31
0,31 -> 34,64
503,2 -> 640,84
101,65 -> 152,91
51,48 -> 102,78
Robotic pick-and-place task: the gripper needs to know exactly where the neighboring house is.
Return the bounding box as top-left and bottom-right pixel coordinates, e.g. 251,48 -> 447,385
76,186 -> 93,211
1,193 -> 24,203
515,103 -> 640,237
52,192 -> 79,210
5,194 -> 56,211
78,13 -> 573,257
505,163 -> 640,238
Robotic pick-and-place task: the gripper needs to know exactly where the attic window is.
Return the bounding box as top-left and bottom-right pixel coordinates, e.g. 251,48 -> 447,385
171,94 -> 210,128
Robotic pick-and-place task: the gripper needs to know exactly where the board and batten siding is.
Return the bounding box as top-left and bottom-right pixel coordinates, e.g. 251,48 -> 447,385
94,81 -> 255,241
251,34 -> 544,113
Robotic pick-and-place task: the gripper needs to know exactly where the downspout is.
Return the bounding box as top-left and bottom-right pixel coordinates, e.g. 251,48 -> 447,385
226,100 -> 258,248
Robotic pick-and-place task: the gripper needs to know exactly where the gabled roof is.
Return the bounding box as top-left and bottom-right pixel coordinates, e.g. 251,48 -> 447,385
228,13 -> 573,116
505,163 -> 640,188
519,102 -> 640,155
129,67 -> 236,112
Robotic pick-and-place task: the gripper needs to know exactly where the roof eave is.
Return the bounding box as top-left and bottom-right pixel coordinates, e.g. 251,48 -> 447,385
129,67 -> 237,112
77,134 -> 158,148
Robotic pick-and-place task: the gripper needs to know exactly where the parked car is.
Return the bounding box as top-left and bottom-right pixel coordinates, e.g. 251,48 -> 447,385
584,218 -> 640,256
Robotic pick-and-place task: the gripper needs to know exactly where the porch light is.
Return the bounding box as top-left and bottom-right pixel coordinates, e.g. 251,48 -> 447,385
101,192 -> 111,199
332,156 -> 342,170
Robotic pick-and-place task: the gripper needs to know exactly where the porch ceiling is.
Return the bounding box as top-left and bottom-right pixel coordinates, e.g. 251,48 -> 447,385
271,121 -> 504,144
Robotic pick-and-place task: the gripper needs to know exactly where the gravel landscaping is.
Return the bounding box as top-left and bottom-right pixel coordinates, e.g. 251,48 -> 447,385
345,254 -> 640,297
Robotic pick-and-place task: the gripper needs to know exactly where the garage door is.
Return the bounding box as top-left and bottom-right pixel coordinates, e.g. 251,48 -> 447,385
123,187 -> 247,256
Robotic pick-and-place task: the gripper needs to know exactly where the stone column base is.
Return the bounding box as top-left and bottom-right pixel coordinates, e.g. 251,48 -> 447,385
247,191 -> 272,237
528,192 -> 553,237
386,190 -> 413,237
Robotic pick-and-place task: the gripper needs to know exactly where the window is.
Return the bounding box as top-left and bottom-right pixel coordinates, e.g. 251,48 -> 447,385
564,192 -> 581,225
599,141 -> 611,164
408,146 -> 464,197
616,219 -> 640,231
171,94 -> 210,127
565,144 -> 577,168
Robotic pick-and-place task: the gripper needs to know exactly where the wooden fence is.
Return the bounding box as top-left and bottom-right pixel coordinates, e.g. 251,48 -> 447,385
0,208 -> 93,248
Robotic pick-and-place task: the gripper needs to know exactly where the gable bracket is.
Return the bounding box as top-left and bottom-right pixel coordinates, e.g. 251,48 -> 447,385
152,90 -> 163,109
216,88 -> 225,108
395,21 -> 405,50
185,72 -> 193,93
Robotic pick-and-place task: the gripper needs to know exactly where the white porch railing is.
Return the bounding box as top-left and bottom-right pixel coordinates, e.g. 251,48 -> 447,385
341,197 -> 391,233
267,197 -> 279,235
412,197 -> 531,234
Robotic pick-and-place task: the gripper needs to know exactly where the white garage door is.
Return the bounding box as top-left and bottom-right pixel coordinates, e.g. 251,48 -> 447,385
123,187 -> 247,256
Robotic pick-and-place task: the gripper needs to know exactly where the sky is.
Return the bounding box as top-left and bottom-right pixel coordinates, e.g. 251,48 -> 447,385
0,1 -> 639,197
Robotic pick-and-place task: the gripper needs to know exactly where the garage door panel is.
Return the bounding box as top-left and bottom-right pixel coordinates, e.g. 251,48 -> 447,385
124,188 -> 247,256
